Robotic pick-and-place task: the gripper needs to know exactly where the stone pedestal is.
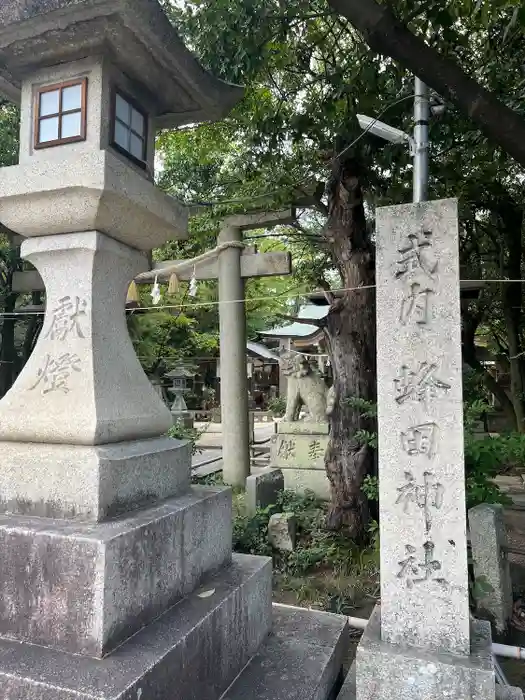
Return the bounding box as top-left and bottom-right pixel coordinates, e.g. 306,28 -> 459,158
355,199 -> 496,699
270,422 -> 330,499
0,436 -> 191,520
357,608 -> 495,700
0,486 -> 233,657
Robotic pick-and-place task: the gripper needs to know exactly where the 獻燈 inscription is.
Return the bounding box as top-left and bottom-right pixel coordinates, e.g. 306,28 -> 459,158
29,352 -> 82,395
45,295 -> 87,341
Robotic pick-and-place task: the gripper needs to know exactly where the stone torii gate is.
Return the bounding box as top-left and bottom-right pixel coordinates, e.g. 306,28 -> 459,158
127,209 -> 294,487
13,209 -> 294,486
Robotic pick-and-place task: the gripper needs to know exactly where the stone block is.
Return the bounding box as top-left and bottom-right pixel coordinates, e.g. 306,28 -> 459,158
341,659 -> 525,700
251,411 -> 274,423
223,604 -> 348,700
0,436 -> 191,520
0,150 -> 187,249
0,554 -> 272,700
246,468 -> 283,516
278,421 -> 330,435
469,503 -> 513,635
271,432 -> 329,470
0,486 -> 232,657
355,606 -> 495,700
268,512 -> 297,551
283,468 -> 331,500
171,411 -> 195,430
496,687 -> 525,700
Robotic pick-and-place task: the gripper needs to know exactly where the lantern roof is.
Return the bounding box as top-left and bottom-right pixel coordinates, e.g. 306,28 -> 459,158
0,0 -> 244,127
166,365 -> 195,378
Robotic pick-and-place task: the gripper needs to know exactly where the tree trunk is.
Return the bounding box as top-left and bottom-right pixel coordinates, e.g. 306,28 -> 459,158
326,0 -> 525,168
323,156 -> 376,541
502,283 -> 525,432
500,203 -> 525,431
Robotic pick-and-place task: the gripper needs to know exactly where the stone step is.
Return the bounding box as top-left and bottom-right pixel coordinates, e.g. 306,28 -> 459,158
221,604 -> 348,700
0,554 -> 273,700
0,486 -> 233,657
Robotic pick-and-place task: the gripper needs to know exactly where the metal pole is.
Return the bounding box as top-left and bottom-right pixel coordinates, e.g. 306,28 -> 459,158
413,77 -> 429,203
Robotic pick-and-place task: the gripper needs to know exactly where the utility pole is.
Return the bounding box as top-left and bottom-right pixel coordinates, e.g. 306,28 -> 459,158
413,77 -> 429,203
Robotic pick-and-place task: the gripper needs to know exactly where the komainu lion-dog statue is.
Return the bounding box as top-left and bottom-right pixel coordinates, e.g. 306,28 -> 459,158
280,352 -> 335,422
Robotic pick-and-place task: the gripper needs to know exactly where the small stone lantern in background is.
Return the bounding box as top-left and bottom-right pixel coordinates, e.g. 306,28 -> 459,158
166,365 -> 195,428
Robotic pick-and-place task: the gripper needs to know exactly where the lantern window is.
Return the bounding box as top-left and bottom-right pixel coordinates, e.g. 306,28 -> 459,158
34,79 -> 87,148
112,90 -> 147,167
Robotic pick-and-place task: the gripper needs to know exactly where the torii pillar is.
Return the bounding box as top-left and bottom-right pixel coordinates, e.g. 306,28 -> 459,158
218,210 -> 293,486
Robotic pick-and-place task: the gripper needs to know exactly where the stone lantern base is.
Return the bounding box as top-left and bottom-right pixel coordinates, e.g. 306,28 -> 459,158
0,500 -> 348,700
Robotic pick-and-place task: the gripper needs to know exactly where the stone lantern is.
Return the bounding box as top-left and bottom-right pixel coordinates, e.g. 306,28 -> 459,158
166,364 -> 195,428
0,1 -> 348,698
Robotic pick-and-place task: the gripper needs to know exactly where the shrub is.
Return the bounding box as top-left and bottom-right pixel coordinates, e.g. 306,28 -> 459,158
268,396 -> 286,417
167,423 -> 203,455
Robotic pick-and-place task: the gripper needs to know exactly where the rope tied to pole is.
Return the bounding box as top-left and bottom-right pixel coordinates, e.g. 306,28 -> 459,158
132,240 -> 246,301
134,240 -> 246,284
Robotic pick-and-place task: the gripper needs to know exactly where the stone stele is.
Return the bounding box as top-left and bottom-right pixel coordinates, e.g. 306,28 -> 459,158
469,503 -> 513,636
246,467 -> 284,516
355,199 -> 496,699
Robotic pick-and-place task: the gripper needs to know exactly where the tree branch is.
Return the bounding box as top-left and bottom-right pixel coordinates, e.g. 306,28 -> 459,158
326,0 -> 525,167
